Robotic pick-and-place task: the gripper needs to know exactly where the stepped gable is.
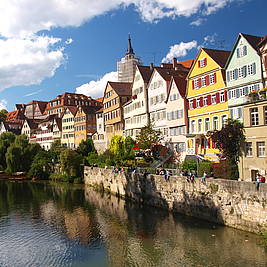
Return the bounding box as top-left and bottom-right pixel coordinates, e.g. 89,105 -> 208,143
202,48 -> 231,68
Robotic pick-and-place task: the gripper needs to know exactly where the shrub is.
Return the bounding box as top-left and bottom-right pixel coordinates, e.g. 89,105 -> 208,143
182,160 -> 197,171
198,161 -> 213,177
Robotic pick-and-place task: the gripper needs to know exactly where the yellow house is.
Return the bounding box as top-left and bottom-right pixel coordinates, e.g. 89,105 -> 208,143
74,106 -> 98,147
61,106 -> 77,149
103,81 -> 132,144
186,48 -> 230,161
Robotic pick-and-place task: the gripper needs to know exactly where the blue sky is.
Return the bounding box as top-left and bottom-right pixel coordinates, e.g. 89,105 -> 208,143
0,0 -> 266,111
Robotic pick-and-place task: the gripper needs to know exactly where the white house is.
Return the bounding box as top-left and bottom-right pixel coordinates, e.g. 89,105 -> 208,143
124,65 -> 153,139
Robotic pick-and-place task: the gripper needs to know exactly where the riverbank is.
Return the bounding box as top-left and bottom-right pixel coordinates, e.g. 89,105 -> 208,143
84,167 -> 267,234
0,172 -> 28,180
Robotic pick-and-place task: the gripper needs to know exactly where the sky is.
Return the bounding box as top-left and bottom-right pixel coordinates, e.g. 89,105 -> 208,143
0,0 -> 266,111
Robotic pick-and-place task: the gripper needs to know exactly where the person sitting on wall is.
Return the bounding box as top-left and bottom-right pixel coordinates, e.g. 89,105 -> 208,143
260,175 -> 265,184
201,172 -> 207,182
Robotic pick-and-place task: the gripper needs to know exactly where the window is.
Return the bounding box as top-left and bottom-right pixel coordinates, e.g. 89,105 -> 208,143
245,142 -> 252,157
237,45 -> 247,58
209,73 -> 215,84
250,108 -> 259,126
213,117 -> 219,130
203,96 -> 208,106
193,79 -> 199,89
220,92 -> 225,102
257,142 -> 265,157
222,115 -> 228,128
201,77 -> 206,87
211,94 -> 216,105
204,118 -> 210,131
191,120 -> 196,133
189,100 -> 194,109
176,142 -> 186,152
198,119 -> 202,133
196,98 -> 200,108
199,58 -> 207,68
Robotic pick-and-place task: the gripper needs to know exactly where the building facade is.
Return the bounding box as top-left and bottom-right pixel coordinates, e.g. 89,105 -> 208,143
103,82 -> 132,143
239,99 -> 267,181
186,48 -> 230,162
124,65 -> 153,138
225,33 -> 264,122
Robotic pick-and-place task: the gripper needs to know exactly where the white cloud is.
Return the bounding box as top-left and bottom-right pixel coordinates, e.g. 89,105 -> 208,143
0,36 -> 64,91
0,0 -> 239,37
162,40 -> 198,63
23,89 -> 43,97
0,100 -> 7,110
190,17 -> 206,26
76,71 -> 118,98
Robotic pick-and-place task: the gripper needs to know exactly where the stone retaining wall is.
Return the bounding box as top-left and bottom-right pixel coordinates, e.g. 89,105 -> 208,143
84,167 -> 267,233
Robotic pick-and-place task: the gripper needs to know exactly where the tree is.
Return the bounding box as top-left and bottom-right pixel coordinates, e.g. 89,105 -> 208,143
208,119 -> 245,179
109,136 -> 125,157
28,151 -> 52,180
123,136 -> 135,159
0,132 -> 16,170
49,140 -> 64,163
0,109 -> 8,123
136,122 -> 162,150
76,138 -> 96,157
60,149 -> 83,177
5,145 -> 22,173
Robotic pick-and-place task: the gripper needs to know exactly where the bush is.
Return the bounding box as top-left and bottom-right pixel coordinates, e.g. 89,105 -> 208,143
73,177 -> 83,184
182,160 -> 197,171
50,173 -> 74,183
198,161 -> 213,177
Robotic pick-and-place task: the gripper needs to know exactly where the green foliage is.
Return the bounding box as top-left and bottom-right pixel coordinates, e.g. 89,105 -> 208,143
208,119 -> 245,180
109,136 -> 125,156
124,136 -> 135,158
5,145 -> 22,174
49,140 -> 64,163
60,149 -> 83,177
0,109 -> 8,123
0,132 -> 16,170
50,173 -> 73,183
136,122 -> 162,150
261,231 -> 267,248
28,151 -> 52,180
76,138 -> 96,157
198,161 -> 213,176
182,160 -> 197,171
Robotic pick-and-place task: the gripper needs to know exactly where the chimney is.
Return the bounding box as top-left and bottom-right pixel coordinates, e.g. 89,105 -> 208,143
172,58 -> 177,68
150,63 -> 154,70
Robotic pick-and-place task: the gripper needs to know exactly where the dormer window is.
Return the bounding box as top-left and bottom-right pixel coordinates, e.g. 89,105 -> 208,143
198,58 -> 207,68
237,45 -> 247,58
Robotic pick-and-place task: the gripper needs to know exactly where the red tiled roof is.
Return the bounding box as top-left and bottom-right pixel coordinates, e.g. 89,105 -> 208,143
96,97 -> 104,103
178,59 -> 194,69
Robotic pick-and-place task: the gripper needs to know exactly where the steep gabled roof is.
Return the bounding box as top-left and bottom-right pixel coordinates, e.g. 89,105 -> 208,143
108,82 -> 132,96
24,119 -> 39,130
137,65 -> 153,83
242,33 -> 263,50
258,35 -> 267,48
202,48 -> 231,68
64,106 -> 78,116
225,33 -> 263,69
166,76 -> 187,102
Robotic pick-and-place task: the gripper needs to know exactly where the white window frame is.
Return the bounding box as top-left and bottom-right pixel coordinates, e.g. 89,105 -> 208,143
204,118 -> 210,132
211,94 -> 216,105
220,92 -> 225,102
257,142 -> 265,157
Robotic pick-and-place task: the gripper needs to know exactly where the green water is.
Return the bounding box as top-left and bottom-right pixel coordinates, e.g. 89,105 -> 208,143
0,180 -> 266,266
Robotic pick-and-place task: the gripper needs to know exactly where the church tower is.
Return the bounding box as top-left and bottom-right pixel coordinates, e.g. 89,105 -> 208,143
117,35 -> 142,82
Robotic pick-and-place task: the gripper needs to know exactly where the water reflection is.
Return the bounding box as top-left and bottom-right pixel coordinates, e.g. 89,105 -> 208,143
0,180 -> 266,267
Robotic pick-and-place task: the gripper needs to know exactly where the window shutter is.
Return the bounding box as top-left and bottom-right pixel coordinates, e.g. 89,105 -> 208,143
244,86 -> 249,95
226,71 -> 230,82
224,90 -> 228,101
193,99 -> 196,109
207,95 -> 211,105
192,80 -> 195,89
237,48 -> 240,58
200,97 -> 203,107
234,69 -> 238,80
198,60 -> 200,67
216,92 -> 220,103
204,58 -> 207,66
243,45 -> 247,56
242,65 -> 247,78
252,62 -> 256,74
214,72 -> 217,83
238,108 -> 242,118
230,109 -> 234,119
205,75 -> 210,85
198,78 -> 202,88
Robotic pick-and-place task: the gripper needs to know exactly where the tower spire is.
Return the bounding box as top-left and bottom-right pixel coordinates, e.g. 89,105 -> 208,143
126,34 -> 134,55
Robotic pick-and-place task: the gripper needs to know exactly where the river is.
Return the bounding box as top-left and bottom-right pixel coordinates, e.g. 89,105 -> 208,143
0,180 -> 266,267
